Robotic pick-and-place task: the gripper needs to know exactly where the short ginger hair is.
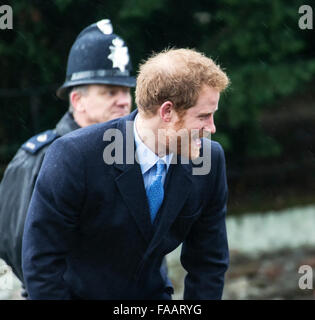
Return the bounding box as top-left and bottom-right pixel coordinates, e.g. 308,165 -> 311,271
135,48 -> 229,116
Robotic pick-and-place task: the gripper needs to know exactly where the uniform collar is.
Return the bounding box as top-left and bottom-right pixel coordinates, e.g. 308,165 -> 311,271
55,112 -> 80,136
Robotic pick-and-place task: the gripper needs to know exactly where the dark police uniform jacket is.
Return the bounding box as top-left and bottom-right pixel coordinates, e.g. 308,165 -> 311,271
22,109 -> 229,300
0,112 -> 79,282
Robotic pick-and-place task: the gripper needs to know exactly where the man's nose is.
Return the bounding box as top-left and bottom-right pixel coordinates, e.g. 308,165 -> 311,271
203,116 -> 216,135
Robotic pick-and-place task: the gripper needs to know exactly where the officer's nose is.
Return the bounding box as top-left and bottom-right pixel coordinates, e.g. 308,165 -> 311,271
116,90 -> 131,107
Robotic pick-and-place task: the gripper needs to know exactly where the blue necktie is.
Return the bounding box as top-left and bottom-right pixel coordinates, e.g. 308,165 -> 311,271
146,161 -> 166,223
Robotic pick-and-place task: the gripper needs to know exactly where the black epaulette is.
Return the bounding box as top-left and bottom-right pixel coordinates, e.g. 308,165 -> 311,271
21,130 -> 59,154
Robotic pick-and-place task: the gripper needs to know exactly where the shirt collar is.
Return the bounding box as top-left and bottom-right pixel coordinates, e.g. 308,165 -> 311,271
133,114 -> 173,174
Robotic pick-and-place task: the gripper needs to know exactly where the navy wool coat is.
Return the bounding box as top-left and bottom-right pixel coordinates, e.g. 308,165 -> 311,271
22,110 -> 229,300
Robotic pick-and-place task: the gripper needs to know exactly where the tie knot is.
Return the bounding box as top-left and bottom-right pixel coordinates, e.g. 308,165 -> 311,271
156,160 -> 166,176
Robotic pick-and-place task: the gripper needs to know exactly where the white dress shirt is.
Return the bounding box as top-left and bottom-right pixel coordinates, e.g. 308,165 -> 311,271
133,115 -> 173,190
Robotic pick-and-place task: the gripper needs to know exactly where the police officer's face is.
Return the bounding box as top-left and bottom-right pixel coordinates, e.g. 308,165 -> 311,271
79,84 -> 132,125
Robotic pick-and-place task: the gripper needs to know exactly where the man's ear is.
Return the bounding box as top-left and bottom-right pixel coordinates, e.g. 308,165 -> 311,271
159,101 -> 174,122
70,90 -> 85,112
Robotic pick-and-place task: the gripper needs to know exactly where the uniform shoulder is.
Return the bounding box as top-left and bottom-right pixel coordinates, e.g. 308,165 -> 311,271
58,117 -> 121,143
21,130 -> 59,155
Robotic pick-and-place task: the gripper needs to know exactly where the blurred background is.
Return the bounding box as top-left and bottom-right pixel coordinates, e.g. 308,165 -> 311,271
0,0 -> 315,299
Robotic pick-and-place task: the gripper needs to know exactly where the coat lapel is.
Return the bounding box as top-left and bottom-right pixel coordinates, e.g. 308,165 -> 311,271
114,164 -> 153,243
113,110 -> 153,243
147,159 -> 192,254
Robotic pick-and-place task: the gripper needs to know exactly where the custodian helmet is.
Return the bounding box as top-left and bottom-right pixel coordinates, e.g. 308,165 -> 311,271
57,19 -> 136,100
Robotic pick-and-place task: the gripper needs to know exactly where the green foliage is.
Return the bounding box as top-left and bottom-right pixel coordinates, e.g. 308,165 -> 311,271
1,0 -> 315,166
54,0 -> 73,12
119,0 -> 167,19
198,0 -> 315,158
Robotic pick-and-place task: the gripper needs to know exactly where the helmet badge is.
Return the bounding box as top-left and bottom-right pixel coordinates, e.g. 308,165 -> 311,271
97,19 -> 113,35
108,38 -> 130,72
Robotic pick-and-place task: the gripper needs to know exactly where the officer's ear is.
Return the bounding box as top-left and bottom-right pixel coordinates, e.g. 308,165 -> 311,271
70,89 -> 85,113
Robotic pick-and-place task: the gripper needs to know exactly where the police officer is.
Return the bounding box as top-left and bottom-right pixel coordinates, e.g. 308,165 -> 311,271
0,19 -> 136,286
